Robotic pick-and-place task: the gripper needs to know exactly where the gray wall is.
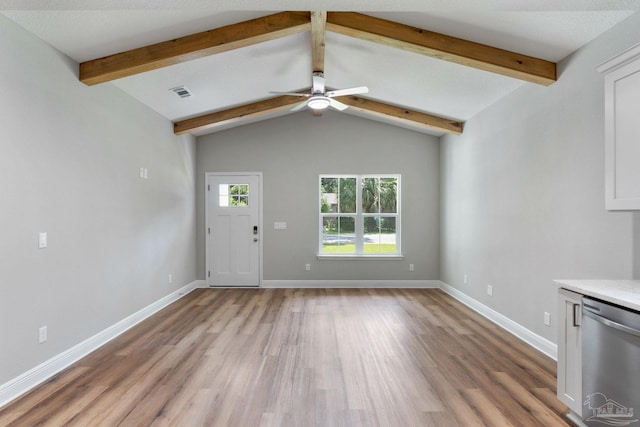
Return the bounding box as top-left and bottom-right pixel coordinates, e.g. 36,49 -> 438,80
440,12 -> 640,343
5,5 -> 640,390
0,16 -> 197,384
197,111 -> 440,281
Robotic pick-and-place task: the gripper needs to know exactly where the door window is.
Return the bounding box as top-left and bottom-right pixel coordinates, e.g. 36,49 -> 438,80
219,184 -> 249,207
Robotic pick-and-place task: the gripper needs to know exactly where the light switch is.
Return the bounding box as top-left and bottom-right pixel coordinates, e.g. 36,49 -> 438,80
274,222 -> 287,230
39,232 -> 47,249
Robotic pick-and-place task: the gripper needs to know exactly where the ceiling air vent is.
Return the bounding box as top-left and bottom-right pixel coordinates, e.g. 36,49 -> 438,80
169,86 -> 192,99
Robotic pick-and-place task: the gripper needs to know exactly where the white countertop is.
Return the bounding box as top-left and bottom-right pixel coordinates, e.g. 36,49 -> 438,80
554,279 -> 640,312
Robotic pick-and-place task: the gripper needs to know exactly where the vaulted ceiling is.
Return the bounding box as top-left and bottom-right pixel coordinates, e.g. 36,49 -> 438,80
3,1 -> 639,136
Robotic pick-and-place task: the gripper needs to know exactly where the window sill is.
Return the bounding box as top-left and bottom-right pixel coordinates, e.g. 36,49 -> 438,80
316,254 -> 404,261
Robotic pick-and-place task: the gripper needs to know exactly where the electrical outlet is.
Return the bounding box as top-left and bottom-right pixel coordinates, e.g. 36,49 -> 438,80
544,312 -> 551,326
168,274 -> 172,284
409,264 -> 415,272
39,326 -> 47,344
487,285 -> 493,297
305,264 -> 311,271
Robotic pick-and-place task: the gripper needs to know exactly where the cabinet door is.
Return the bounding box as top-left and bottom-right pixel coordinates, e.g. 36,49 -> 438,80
557,288 -> 582,414
600,44 -> 640,210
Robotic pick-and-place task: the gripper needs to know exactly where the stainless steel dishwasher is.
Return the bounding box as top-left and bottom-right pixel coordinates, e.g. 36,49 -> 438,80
582,297 -> 640,426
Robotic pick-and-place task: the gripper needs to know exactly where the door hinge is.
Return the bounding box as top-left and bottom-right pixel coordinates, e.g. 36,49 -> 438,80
208,184 -> 210,191
208,227 -> 210,234
208,271 -> 210,278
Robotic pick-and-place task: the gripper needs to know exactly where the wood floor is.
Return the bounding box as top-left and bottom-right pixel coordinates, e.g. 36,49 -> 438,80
0,288 -> 572,426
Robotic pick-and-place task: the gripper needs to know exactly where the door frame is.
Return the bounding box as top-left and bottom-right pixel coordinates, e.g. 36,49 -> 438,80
205,172 -> 263,287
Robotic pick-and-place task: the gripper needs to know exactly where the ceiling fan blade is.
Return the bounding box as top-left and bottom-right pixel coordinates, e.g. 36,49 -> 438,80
312,72 -> 325,94
290,100 -> 309,112
269,91 -> 310,97
325,86 -> 369,98
328,98 -> 348,111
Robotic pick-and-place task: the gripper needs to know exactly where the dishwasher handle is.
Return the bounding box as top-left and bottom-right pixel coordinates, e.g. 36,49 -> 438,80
583,308 -> 640,338
573,303 -> 581,327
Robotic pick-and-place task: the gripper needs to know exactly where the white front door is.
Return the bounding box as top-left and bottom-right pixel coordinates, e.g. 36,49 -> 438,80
206,173 -> 261,287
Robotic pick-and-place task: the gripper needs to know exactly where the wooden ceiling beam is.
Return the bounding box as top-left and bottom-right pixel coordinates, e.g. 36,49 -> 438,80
173,93 -> 308,135
311,11 -> 327,73
174,93 -> 463,136
80,11 -> 311,85
326,12 -> 556,86
336,95 -> 464,135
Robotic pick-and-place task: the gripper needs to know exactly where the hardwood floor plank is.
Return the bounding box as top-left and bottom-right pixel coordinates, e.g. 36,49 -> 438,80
0,288 -> 571,426
492,371 -> 569,426
0,366 -> 89,425
462,388 -> 515,427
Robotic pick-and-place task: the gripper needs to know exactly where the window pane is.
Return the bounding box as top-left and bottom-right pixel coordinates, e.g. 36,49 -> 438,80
321,177 -> 338,213
320,177 -> 356,214
322,216 -> 355,253
380,178 -> 397,213
219,183 -> 249,207
231,196 -> 248,206
363,216 -> 396,253
219,184 -> 229,207
361,177 -> 397,214
362,177 -> 380,213
339,178 -> 356,213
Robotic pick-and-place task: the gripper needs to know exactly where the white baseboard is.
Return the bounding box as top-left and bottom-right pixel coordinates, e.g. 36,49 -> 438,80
0,280 -> 199,409
439,281 -> 557,360
261,280 -> 441,288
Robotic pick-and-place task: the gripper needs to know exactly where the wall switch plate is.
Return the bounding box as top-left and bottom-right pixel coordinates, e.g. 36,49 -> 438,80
168,274 -> 172,284
464,274 -> 468,285
39,232 -> 47,249
487,285 -> 493,296
39,326 -> 47,344
409,263 -> 415,272
544,312 -> 551,326
305,263 -> 311,271
274,222 -> 287,230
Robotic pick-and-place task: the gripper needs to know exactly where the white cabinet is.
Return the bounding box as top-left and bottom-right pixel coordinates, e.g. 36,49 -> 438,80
557,288 -> 582,415
598,43 -> 640,210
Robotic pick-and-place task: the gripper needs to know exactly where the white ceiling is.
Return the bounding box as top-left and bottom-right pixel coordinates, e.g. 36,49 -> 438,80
2,1 -> 639,136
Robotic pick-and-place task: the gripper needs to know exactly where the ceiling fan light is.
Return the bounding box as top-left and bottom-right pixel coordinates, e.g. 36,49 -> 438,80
307,96 -> 330,110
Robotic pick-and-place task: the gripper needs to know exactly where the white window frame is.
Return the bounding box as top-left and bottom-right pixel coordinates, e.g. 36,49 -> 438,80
318,174 -> 402,259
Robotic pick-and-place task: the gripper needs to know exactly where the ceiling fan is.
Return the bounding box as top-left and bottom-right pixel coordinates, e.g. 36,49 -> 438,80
270,72 -> 368,112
